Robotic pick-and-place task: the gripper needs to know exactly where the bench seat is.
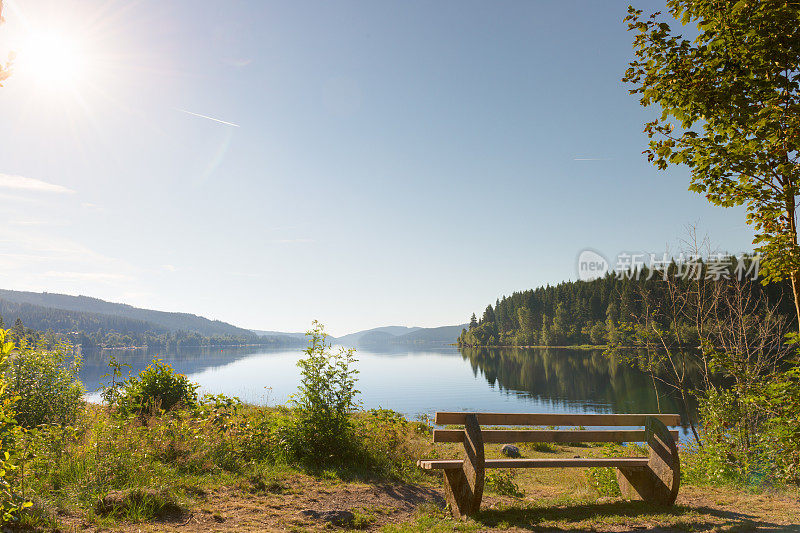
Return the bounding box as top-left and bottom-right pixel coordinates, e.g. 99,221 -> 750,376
433,429 -> 679,443
418,457 -> 651,470
419,412 -> 681,518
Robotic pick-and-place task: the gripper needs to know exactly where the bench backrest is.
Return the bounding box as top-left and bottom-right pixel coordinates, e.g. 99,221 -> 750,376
433,412 -> 681,444
423,412 -> 682,514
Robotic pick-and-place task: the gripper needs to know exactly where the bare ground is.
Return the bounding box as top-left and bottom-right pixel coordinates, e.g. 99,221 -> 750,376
54,472 -> 800,533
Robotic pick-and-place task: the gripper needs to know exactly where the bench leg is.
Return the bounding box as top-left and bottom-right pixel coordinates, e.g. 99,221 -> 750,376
616,416 -> 680,506
443,413 -> 485,519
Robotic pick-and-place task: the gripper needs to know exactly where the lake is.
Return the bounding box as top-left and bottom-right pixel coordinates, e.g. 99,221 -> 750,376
79,345 -> 693,432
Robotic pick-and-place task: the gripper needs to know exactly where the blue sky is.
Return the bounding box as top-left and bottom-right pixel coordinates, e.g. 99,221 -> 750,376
0,0 -> 754,335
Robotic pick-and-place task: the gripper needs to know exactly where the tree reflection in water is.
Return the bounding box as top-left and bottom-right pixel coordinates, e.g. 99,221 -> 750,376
459,347 -> 698,426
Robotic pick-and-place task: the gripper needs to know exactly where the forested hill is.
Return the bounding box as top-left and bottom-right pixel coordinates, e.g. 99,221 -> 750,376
0,298 -> 169,336
0,289 -> 251,336
458,267 -> 795,347
336,324 -> 467,347
0,289 -> 304,350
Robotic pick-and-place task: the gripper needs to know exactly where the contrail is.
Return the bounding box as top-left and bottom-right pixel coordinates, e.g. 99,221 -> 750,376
175,108 -> 240,128
573,157 -> 612,161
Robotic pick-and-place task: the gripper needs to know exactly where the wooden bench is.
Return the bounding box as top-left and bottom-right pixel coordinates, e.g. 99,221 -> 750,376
417,412 -> 681,518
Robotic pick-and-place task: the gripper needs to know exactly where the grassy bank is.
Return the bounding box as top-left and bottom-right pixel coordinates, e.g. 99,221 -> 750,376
13,401 -> 438,530
15,405 -> 800,532
12,401 -> 800,532
3,325 -> 799,531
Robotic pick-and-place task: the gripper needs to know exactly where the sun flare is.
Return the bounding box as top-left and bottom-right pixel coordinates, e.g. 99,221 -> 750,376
18,30 -> 89,89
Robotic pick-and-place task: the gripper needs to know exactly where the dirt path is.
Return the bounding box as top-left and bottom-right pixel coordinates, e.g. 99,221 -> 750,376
59,475 -> 800,532
80,475 -> 441,532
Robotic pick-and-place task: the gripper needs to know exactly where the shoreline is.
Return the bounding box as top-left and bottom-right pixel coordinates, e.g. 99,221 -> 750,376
456,344 -> 608,350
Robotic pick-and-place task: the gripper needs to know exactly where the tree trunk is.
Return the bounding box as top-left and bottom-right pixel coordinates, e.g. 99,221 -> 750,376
680,387 -> 702,448
791,270 -> 800,332
787,197 -> 800,332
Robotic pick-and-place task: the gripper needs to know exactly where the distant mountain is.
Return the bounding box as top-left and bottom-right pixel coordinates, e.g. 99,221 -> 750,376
334,326 -> 422,346
353,330 -> 396,346
394,324 -> 467,345
335,324 -> 465,348
0,298 -> 169,336
0,289 -> 257,337
0,289 -> 308,351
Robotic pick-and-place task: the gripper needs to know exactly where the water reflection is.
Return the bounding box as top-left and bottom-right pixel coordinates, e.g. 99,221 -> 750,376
459,347 -> 695,422
78,346 -> 695,428
78,346 -> 269,394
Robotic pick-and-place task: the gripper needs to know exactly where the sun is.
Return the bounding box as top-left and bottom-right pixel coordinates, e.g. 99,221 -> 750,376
18,30 -> 89,89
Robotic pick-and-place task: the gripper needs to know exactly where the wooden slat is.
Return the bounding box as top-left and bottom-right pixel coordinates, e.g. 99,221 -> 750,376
433,429 -> 679,444
434,412 -> 681,427
486,458 -> 650,469
417,457 -> 650,470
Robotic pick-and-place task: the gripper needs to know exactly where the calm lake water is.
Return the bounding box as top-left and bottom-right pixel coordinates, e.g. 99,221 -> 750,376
79,345 -> 692,431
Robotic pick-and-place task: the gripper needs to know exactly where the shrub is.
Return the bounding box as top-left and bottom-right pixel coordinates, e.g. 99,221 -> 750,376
587,443 -> 623,497
117,359 -> 198,416
485,469 -> 524,498
759,365 -> 800,484
685,366 -> 800,488
0,329 -> 28,523
525,441 -> 557,453
587,467 -> 621,497
5,341 -> 84,428
94,488 -> 182,521
281,321 -> 360,466
351,409 -> 432,480
99,355 -> 131,407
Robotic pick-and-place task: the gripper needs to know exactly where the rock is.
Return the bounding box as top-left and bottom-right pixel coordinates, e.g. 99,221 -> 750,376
501,444 -> 521,458
300,509 -> 355,527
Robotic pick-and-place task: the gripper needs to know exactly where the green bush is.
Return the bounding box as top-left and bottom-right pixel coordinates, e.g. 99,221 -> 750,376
757,365 -> 800,485
94,488 -> 182,521
280,321 -> 360,466
117,359 -> 198,416
5,341 -> 84,428
684,367 -> 800,488
587,443 -> 623,497
0,329 -> 29,523
351,409 -> 432,480
485,469 -> 524,498
587,467 -> 621,497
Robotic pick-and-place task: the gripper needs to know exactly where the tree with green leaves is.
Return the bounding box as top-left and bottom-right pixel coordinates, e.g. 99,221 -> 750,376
623,1 -> 800,327
10,319 -> 23,345
285,321 -> 360,465
482,304 -> 496,325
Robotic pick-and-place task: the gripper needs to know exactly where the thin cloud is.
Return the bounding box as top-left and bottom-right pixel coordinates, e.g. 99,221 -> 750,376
175,108 -> 240,128
162,264 -> 178,272
0,173 -> 75,194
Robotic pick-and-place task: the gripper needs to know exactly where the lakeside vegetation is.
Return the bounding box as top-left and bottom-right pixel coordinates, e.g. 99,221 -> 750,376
0,323 -> 796,531
457,257 -> 789,349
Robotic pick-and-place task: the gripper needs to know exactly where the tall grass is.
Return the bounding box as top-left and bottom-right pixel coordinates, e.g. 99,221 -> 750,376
5,332 -> 434,529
